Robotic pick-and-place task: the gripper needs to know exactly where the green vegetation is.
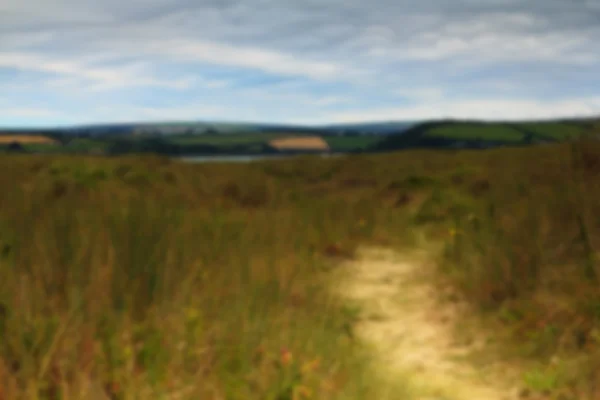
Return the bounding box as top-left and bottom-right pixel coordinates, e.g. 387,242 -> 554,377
0,139 -> 109,155
374,119 -> 599,151
165,132 -> 299,146
434,139 -> 600,398
425,124 -> 524,142
2,124 -> 600,398
517,122 -> 587,140
0,153 -> 417,399
321,136 -> 382,151
0,133 -> 385,156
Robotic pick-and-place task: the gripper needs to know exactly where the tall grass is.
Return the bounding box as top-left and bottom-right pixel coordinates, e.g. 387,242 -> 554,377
433,139 -> 600,398
0,154 -> 416,399
2,138 -> 600,398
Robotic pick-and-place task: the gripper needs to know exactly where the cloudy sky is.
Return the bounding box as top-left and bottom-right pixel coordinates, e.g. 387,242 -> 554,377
1,0 -> 600,127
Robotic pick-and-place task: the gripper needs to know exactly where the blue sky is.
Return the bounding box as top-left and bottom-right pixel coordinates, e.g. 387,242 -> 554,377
1,0 -> 600,127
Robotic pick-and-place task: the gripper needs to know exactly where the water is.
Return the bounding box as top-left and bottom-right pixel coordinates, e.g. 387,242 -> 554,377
176,153 -> 345,163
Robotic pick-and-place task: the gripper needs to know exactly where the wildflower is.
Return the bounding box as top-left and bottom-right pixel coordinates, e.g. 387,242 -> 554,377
280,347 -> 293,366
123,344 -> 133,361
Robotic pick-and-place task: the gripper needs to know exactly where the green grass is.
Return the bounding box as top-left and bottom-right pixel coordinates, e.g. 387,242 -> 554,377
10,139 -> 110,155
322,136 -> 383,151
2,136 -> 600,398
424,124 -> 525,142
517,122 -> 587,140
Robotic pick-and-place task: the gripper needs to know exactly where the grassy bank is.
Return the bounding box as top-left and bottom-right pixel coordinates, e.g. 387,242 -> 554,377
1,139 -> 599,398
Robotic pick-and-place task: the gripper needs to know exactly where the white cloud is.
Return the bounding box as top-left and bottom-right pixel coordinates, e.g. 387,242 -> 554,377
323,97 -> 600,123
1,107 -> 63,118
313,96 -> 353,106
129,38 -> 352,81
401,30 -> 596,65
0,31 -> 56,49
395,88 -> 445,101
2,0 -> 600,126
81,104 -> 227,123
0,52 -> 226,91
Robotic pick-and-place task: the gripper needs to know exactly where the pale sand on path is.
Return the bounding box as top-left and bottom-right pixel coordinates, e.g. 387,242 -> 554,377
333,246 -> 524,400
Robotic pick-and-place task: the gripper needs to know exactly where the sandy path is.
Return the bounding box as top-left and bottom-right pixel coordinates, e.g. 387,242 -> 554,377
334,246 -> 521,400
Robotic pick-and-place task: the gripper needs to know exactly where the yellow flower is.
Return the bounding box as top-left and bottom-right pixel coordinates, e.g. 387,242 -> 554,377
123,344 -> 133,361
358,218 -> 366,227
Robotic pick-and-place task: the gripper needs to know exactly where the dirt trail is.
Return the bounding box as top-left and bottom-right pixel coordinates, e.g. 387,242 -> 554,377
335,246 -> 522,400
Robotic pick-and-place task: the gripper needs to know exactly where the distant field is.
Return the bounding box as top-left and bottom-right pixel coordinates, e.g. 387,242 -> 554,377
165,132 -> 381,152
424,124 -> 525,142
322,136 -> 383,150
165,132 -> 301,146
8,138 -> 108,154
0,135 -> 58,144
269,136 -> 330,151
517,122 -> 587,140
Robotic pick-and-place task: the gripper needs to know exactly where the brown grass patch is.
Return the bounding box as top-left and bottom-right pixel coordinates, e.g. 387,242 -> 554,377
268,136 -> 330,151
0,135 -> 59,145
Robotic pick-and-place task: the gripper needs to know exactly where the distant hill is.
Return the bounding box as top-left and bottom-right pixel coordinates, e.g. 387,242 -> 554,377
320,121 -> 418,135
2,117 -> 599,156
0,120 -> 419,138
371,118 -> 600,152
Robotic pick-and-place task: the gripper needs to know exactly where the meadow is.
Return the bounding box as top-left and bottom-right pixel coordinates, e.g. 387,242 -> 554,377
1,137 -> 600,398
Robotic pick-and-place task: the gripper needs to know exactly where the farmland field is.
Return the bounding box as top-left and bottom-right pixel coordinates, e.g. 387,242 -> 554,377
517,122 -> 587,140
322,136 -> 383,151
0,135 -> 59,144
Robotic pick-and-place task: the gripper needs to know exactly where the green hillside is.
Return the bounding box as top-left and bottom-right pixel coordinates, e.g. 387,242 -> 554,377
373,119 -> 599,152
425,124 -> 524,142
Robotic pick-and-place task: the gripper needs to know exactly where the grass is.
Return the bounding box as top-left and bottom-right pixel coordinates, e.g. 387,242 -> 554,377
0,153 -> 415,399
518,122 -> 587,140
322,136 -> 383,151
0,135 -> 59,145
424,124 -> 525,142
2,136 -> 600,398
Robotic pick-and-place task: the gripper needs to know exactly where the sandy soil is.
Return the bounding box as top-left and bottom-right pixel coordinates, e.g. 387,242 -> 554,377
335,246 -> 523,400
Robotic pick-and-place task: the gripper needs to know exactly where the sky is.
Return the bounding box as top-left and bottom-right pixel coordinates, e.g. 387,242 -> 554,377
1,0 -> 600,127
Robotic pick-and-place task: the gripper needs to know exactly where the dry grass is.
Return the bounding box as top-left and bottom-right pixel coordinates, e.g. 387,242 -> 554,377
268,136 -> 330,151
0,138 -> 600,398
0,135 -> 59,145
